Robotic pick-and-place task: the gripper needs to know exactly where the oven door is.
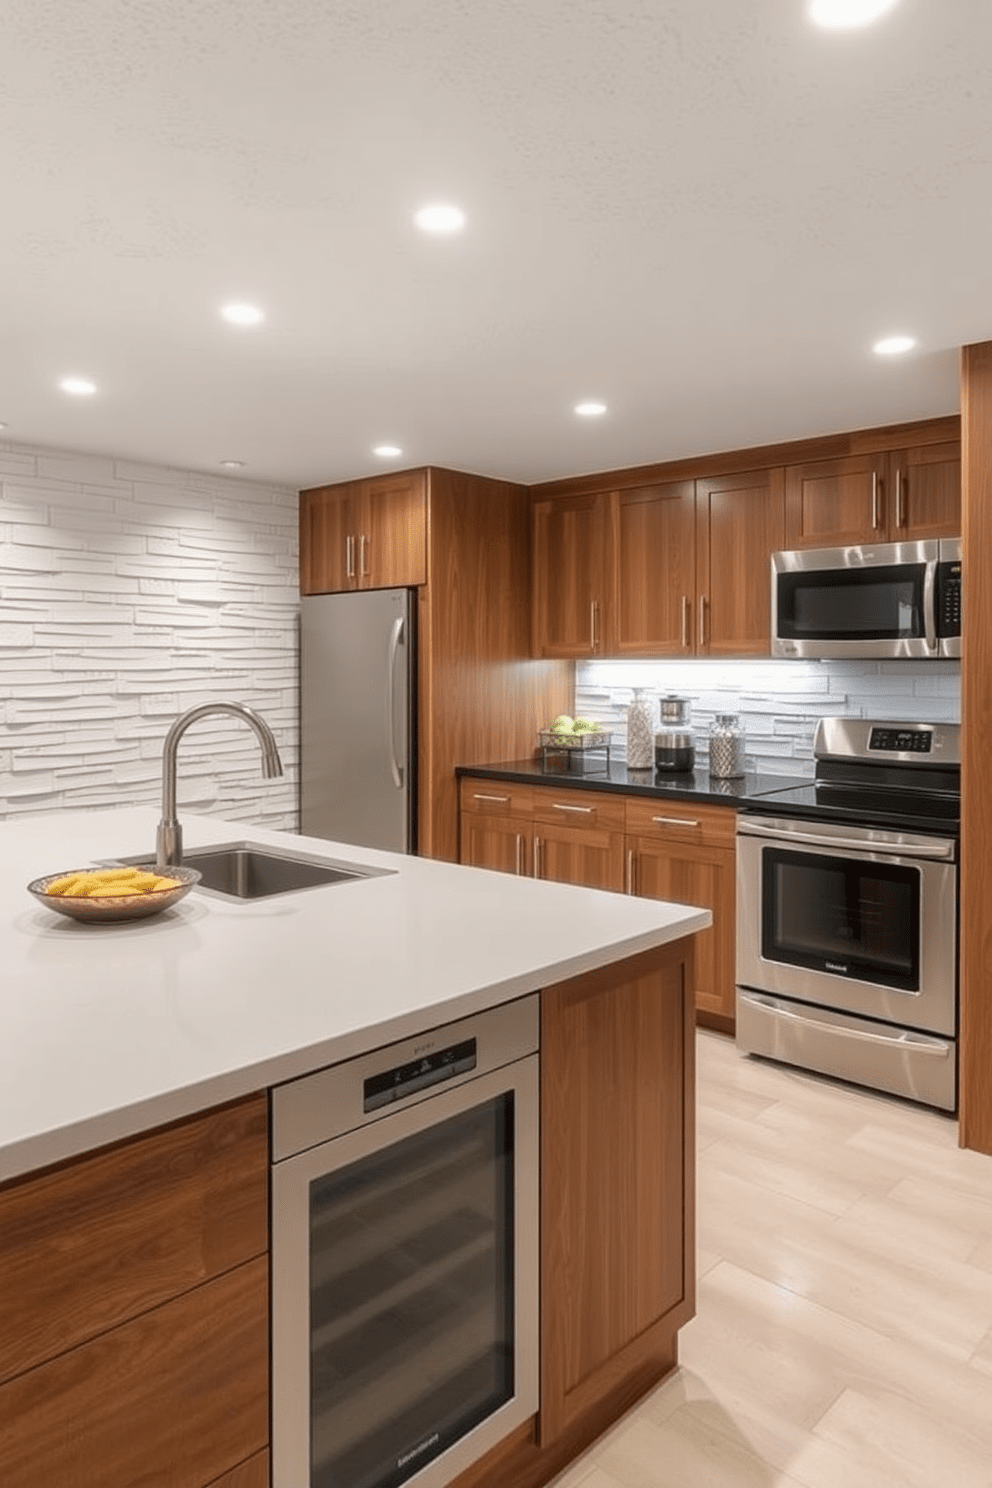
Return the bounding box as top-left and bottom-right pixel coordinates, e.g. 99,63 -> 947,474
771,541 -> 940,659
737,816 -> 956,1036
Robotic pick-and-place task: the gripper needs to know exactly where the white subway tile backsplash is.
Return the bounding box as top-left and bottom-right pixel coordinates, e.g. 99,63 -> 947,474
1,440 -> 299,827
578,656 -> 961,775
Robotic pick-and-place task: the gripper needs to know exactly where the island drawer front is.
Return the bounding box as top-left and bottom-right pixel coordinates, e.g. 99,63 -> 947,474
624,797 -> 737,847
0,1255 -> 269,1488
0,1092 -> 268,1387
459,778 -> 535,818
532,787 -> 625,830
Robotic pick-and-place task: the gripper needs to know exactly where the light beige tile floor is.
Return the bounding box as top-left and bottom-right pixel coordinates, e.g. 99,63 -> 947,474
550,1029 -> 992,1488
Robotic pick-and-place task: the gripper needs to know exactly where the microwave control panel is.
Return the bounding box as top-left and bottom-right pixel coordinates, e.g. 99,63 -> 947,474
937,560 -> 962,637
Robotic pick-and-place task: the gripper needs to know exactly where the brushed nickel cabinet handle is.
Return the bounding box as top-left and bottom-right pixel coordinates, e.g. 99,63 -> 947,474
895,467 -> 905,528
359,533 -> 370,578
346,534 -> 355,579
473,792 -> 510,804
552,802 -> 594,815
533,835 -> 542,877
651,815 -> 700,828
626,848 -> 635,895
516,833 -> 524,875
590,600 -> 599,651
871,472 -> 880,531
681,595 -> 690,648
698,595 -> 708,648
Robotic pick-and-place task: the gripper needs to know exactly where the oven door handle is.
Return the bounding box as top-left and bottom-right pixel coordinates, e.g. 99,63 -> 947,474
738,992 -> 952,1056
737,818 -> 956,860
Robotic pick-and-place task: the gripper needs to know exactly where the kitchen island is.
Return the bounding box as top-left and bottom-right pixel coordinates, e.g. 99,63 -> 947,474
0,807 -> 709,1488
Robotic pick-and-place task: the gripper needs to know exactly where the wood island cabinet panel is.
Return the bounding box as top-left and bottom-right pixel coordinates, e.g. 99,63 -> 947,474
696,467 -> 786,656
540,947 -> 692,1444
0,1093 -> 268,1387
0,1256 -> 269,1488
209,1451 -> 271,1488
532,494 -> 609,657
610,483 -> 696,655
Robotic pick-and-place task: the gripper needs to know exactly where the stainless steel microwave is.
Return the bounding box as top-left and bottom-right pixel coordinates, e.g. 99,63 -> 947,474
771,538 -> 961,660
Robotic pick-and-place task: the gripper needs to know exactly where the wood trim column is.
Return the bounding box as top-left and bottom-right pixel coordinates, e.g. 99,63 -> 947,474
959,343 -> 992,1153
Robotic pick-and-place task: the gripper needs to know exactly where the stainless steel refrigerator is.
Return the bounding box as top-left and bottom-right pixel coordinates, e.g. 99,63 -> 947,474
300,588 -> 416,852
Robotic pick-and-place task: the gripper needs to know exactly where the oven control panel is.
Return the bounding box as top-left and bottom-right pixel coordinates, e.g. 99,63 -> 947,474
868,727 -> 932,754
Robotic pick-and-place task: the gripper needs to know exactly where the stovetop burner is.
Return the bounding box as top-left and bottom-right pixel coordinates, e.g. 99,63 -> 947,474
746,717 -> 960,835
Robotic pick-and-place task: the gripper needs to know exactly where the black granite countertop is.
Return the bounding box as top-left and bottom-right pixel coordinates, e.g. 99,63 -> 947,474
457,757 -> 813,808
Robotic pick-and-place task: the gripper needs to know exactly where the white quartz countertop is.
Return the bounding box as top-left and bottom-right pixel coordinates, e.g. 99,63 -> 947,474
0,807 -> 711,1182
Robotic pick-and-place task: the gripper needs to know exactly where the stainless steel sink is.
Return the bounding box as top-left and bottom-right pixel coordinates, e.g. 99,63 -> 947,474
114,841 -> 391,901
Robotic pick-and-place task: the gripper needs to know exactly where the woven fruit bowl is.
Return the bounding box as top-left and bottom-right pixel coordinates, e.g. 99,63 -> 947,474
28,866 -> 202,923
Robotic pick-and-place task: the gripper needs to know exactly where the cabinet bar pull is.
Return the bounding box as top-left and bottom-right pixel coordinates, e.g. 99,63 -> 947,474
346,534 -> 355,579
516,833 -> 524,875
533,835 -> 541,877
590,600 -> 599,651
895,467 -> 905,528
871,472 -> 880,530
651,815 -> 700,828
626,848 -> 635,895
552,802 -> 594,815
359,533 -> 370,577
473,792 -> 510,803
681,595 -> 690,648
698,595 -> 708,648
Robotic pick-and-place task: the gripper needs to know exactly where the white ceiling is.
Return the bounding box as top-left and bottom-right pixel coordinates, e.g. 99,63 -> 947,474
1,1 -> 988,490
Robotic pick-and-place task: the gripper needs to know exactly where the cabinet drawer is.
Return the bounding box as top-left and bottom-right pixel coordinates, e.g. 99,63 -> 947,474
459,778 -> 535,818
532,788 -> 625,831
624,797 -> 736,848
0,1093 -> 268,1387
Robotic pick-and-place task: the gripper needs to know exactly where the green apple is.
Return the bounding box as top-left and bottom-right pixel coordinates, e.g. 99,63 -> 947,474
549,715 -> 574,734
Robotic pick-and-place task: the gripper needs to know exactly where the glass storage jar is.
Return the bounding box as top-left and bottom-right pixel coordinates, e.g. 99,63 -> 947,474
709,713 -> 745,779
625,689 -> 656,770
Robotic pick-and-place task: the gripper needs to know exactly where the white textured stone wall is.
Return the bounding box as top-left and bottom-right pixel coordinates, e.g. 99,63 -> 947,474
577,657 -> 961,775
0,440 -> 299,828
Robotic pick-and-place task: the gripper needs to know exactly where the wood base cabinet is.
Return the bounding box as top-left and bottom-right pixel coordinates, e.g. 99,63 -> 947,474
0,1096 -> 269,1488
448,941 -> 695,1488
460,778 -> 738,1028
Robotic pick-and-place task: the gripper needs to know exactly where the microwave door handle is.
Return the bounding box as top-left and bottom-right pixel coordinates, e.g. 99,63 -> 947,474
924,560 -> 939,653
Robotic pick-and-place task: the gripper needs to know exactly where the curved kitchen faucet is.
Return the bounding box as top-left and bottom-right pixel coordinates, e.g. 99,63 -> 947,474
157,702 -> 284,866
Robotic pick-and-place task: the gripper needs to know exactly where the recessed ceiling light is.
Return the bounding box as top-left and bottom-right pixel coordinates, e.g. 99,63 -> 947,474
60,377 -> 97,396
414,204 -> 465,234
373,444 -> 403,458
810,0 -> 899,28
873,334 -> 916,356
220,460 -> 245,469
574,401 -> 607,417
220,302 -> 264,326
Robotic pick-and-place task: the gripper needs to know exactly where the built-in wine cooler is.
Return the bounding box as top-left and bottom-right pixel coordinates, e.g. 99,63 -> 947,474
270,996 -> 539,1488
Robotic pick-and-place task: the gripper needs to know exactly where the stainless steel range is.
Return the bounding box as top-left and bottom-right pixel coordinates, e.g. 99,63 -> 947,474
736,718 -> 960,1111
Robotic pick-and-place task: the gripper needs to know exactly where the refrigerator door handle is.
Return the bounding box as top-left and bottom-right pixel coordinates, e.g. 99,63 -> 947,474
387,616 -> 405,788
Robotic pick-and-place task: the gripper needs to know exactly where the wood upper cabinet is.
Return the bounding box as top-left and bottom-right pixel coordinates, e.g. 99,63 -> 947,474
300,470 -> 427,594
532,494 -> 610,657
533,472 -> 785,659
696,468 -> 786,657
609,483 -> 696,655
785,441 -> 960,549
